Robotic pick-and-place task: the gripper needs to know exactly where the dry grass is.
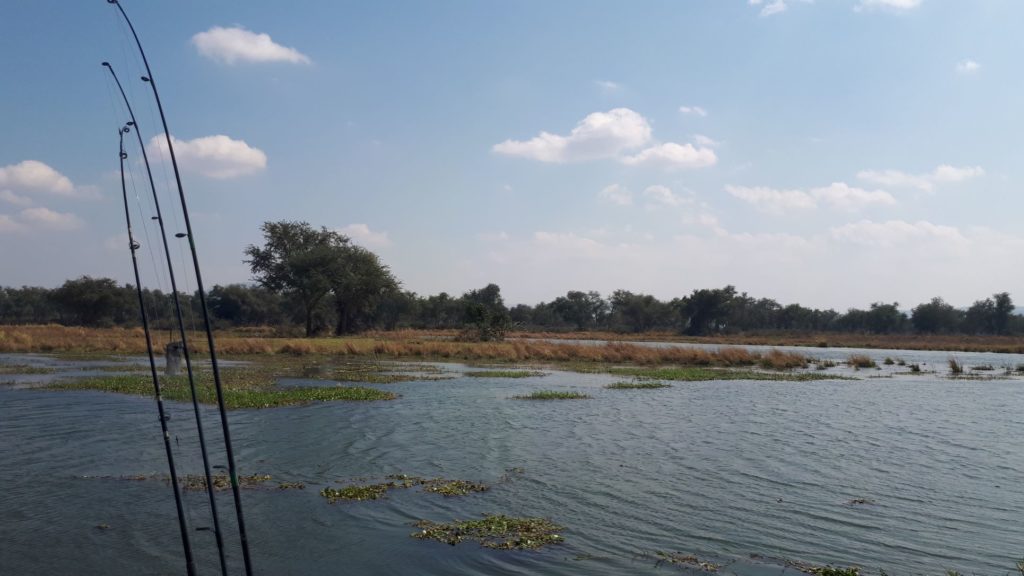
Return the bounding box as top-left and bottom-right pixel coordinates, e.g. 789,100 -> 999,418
0,325 -> 813,369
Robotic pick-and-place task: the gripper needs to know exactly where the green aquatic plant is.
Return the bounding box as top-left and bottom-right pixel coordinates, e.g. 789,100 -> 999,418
465,370 -> 546,378
607,366 -> 846,382
422,479 -> 489,497
814,360 -> 838,370
47,373 -> 396,409
411,514 -> 564,550
180,474 -> 273,491
512,390 -> 591,400
605,380 -> 671,389
908,363 -> 922,373
320,483 -> 391,501
0,364 -> 56,375
883,357 -> 895,365
654,551 -> 719,572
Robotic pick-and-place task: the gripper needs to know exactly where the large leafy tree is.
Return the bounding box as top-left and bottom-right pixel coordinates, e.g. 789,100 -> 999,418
331,245 -> 399,334
245,221 -> 350,336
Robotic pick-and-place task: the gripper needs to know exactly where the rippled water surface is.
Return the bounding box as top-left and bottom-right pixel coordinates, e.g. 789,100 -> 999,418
2,346 -> 1024,575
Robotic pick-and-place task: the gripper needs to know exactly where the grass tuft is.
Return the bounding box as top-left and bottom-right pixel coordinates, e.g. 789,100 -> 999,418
847,355 -> 877,369
605,380 -> 671,390
412,514 -> 564,550
465,370 -> 545,378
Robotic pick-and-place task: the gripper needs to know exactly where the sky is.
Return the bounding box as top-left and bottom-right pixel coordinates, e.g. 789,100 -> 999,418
1,0 -> 1021,310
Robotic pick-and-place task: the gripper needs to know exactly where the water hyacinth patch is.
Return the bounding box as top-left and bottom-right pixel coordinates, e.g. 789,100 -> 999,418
320,475 -> 490,502
604,380 -> 671,389
412,514 -> 564,550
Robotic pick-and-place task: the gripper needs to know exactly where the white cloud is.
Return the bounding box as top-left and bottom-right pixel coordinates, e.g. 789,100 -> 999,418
760,0 -> 789,16
599,184 -> 633,206
726,182 -> 894,213
493,108 -> 651,163
855,0 -> 922,12
191,26 -> 311,65
0,214 -> 23,233
104,233 -> 130,252
857,164 -> 984,192
0,160 -> 75,197
0,190 -> 32,207
621,142 -> 717,170
956,59 -> 980,74
693,134 -> 719,148
809,182 -> 896,211
679,105 -> 708,117
18,207 -> 82,231
149,134 -> 267,179
338,223 -> 391,248
830,219 -> 965,247
725,185 -> 816,214
595,80 -> 621,91
643,185 -> 691,207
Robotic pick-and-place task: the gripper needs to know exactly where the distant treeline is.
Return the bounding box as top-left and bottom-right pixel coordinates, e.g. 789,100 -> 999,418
1,276 -> 1021,337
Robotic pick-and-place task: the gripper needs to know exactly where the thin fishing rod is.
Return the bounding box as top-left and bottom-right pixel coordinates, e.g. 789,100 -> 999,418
119,125 -> 198,576
105,2 -> 255,574
103,61 -> 230,576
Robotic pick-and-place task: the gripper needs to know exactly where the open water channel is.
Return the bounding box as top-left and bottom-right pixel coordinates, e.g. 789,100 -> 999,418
1,343 -> 1023,575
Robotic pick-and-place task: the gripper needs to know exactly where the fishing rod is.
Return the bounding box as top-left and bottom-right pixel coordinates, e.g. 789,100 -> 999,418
103,61 -> 229,576
105,2 -> 255,574
118,123 -> 197,576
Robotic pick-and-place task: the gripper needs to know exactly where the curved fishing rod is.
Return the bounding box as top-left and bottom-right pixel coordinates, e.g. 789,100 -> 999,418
103,62 -> 229,576
119,124 -> 198,576
105,2 -> 254,574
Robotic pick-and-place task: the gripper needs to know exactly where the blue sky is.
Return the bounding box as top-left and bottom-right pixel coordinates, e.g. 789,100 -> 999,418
1,0 -> 1020,309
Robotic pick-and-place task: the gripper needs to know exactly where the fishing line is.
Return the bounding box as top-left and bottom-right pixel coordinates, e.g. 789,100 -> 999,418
103,59 -> 229,576
117,125 -> 198,576
106,4 -> 256,574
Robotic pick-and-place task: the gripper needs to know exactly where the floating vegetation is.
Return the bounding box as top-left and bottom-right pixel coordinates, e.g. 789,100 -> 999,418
47,372 -> 396,409
897,358 -> 907,366
607,366 -> 846,382
321,483 -> 391,502
908,364 -> 922,373
276,481 -> 305,490
1017,364 -> 1024,374
653,551 -> 720,572
846,498 -> 875,505
814,360 -> 838,370
423,479 -> 490,497
847,355 -> 877,369
971,364 -> 995,371
0,364 -> 56,375
180,474 -> 273,491
605,380 -> 671,389
948,358 -> 963,375
411,514 -> 564,550
465,370 -> 546,378
320,475 -> 490,502
512,390 -> 591,400
883,357 -> 895,365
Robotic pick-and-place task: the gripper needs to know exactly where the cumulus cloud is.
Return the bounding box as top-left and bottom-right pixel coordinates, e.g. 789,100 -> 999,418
759,0 -> 789,16
17,207 -> 83,231
621,142 -> 717,170
857,164 -> 984,192
0,214 -> 23,233
599,184 -> 633,206
0,160 -> 76,197
595,80 -> 621,91
693,134 -> 719,148
956,59 -> 980,74
855,0 -> 922,12
830,219 -> 965,247
493,108 -> 651,163
679,105 -> 708,117
149,134 -> 267,179
643,185 -> 691,207
191,26 -> 311,65
337,223 -> 391,248
726,182 -> 895,214
0,190 -> 32,207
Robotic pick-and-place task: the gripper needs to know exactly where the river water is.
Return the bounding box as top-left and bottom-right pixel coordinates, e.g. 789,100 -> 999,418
2,345 -> 1023,575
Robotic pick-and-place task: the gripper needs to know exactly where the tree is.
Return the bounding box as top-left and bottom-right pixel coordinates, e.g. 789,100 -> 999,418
208,284 -> 285,327
245,221 -> 350,336
461,283 -> 511,341
51,276 -> 133,327
911,297 -> 961,333
680,286 -> 736,335
610,290 -> 669,333
331,245 -> 399,334
551,290 -> 607,330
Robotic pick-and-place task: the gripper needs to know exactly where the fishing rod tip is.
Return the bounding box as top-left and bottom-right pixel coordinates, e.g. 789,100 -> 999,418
101,61 -> 111,67
141,76 -> 151,82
